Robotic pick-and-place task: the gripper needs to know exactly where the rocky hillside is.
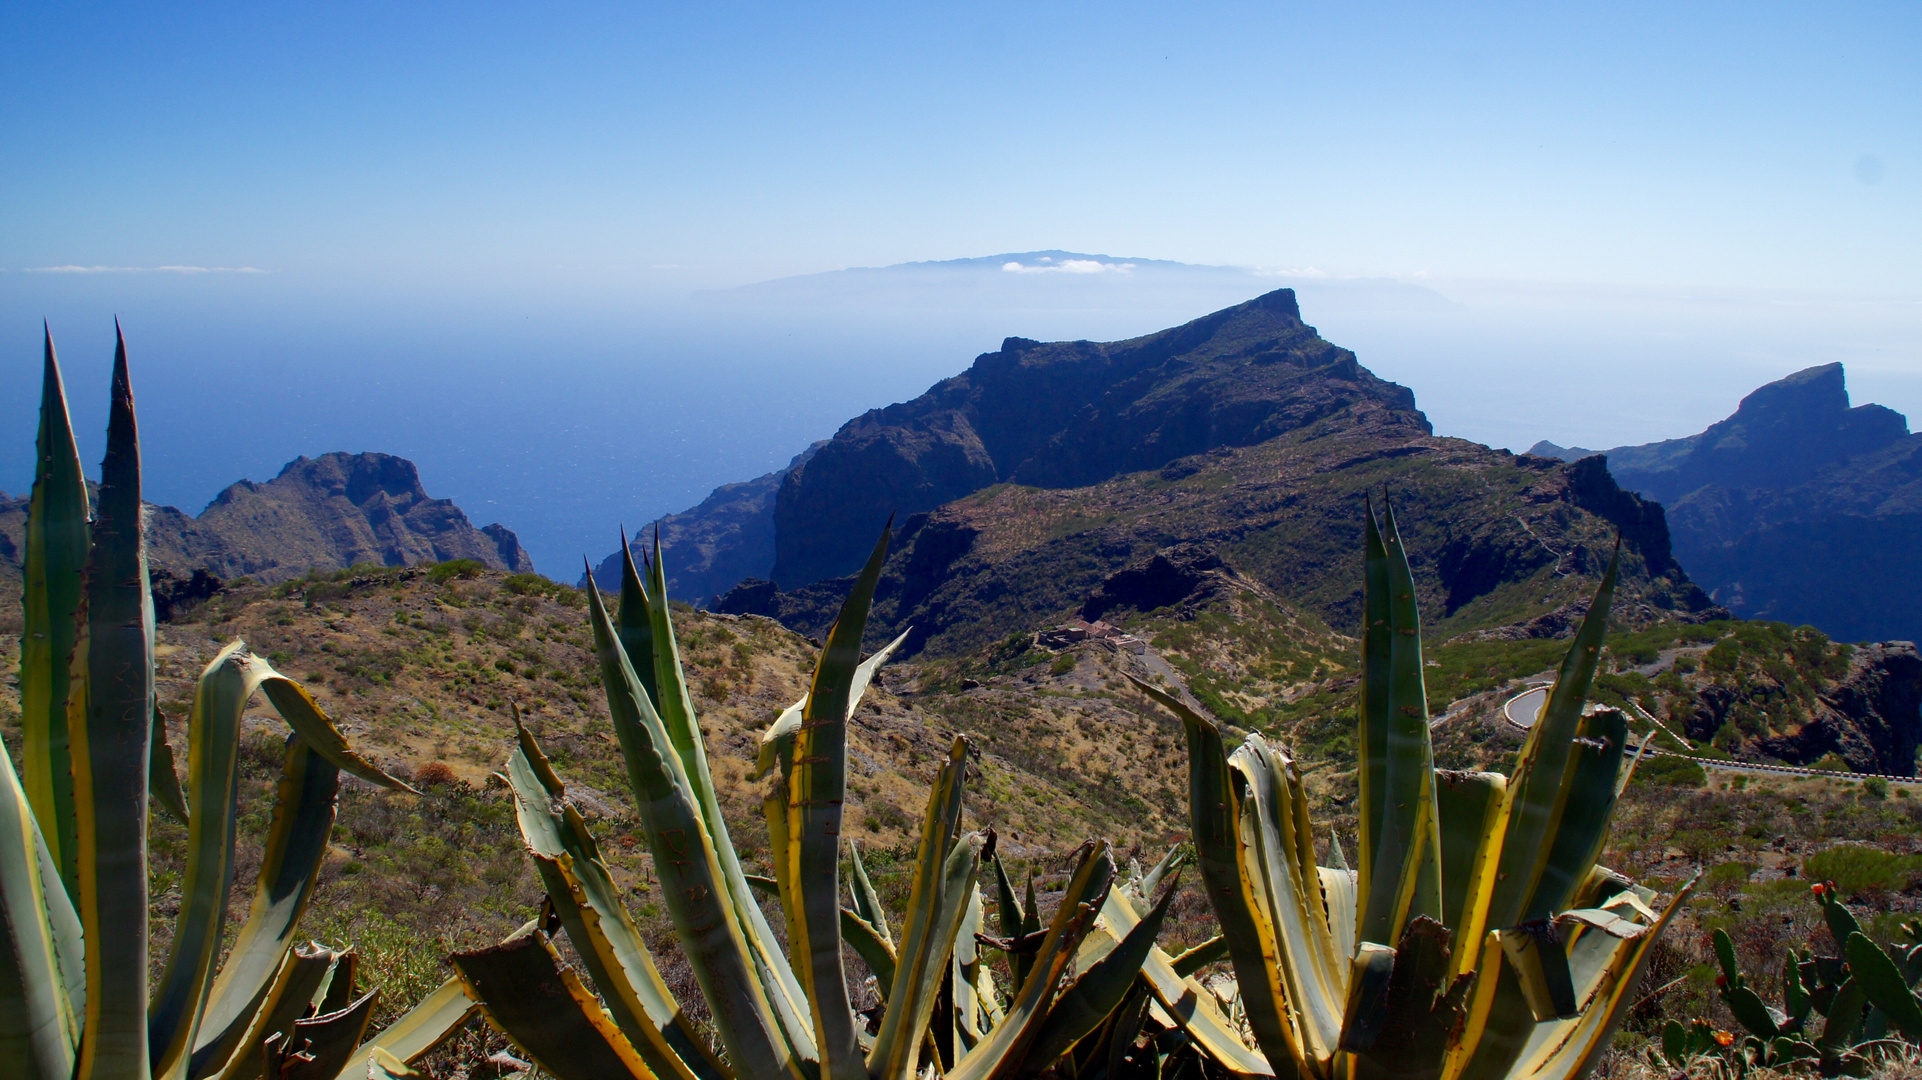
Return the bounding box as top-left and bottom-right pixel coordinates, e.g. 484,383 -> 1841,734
1533,364 -> 1922,642
0,452 -> 533,595
603,289 -> 1718,653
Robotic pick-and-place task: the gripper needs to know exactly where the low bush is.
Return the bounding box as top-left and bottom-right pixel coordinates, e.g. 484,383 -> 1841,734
1802,844 -> 1922,896
429,558 -> 486,583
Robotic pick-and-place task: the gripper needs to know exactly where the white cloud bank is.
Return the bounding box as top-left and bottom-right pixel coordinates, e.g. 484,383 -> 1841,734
1002,257 -> 1135,275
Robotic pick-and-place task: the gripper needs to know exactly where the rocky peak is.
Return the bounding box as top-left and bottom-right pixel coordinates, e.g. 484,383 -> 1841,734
770,288 -> 1429,587
1607,363 -> 1909,503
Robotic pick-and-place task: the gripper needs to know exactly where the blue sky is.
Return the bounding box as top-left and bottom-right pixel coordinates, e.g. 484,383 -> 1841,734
3,2 -> 1919,574
5,1 -> 1915,289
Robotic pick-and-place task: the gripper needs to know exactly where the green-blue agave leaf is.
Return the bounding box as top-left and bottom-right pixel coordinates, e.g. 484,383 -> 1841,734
784,524 -> 891,1080
1484,546 -> 1620,932
73,328 -> 156,1080
454,930 -> 654,1080
1021,873 -> 1181,1075
188,738 -> 341,1080
584,572 -> 799,1080
0,727 -> 78,1080
19,326 -> 89,902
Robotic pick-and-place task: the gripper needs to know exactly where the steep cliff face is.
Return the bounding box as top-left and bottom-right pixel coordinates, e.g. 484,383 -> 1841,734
722,411 -> 1719,657
770,289 -> 1426,587
1534,364 -> 1922,642
584,442 -> 824,602
1,453 -> 534,590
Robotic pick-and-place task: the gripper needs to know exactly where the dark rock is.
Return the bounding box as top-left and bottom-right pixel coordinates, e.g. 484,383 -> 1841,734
714,578 -> 782,618
1565,364 -> 1922,641
1753,643 -> 1922,775
150,567 -> 223,622
771,289 -> 1427,588
1081,546 -> 1228,622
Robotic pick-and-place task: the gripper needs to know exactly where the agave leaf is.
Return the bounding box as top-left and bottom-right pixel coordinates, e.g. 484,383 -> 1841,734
324,977 -> 479,1080
19,327 -> 89,901
453,931 -> 654,1080
0,722 -> 78,1080
505,724 -> 726,1080
1097,889 -> 1273,1078
784,525 -> 892,1080
1170,936 -> 1228,979
989,855 -> 1033,996
1356,497 -> 1393,898
267,988 -> 379,1080
150,643 -> 279,1080
205,943 -> 339,1080
584,574 -> 798,1080
1435,770 -> 1507,960
1337,942 -> 1397,1053
72,329 -> 156,1080
365,1048 -> 425,1080
1450,876 -> 1695,1080
1522,709 -> 1629,922
254,674 -> 418,792
1356,500 -> 1444,947
1499,923 -> 1577,1022
150,704 -> 189,824
639,537 -> 819,1067
849,841 -> 893,948
869,739 -> 975,1080
842,909 -> 898,996
1021,875 -> 1180,1075
1132,673 -> 1297,1072
1237,736 -> 1348,1065
948,843 -> 1114,1080
190,739 -> 342,1080
616,540 -> 662,710
1484,548 -> 1621,932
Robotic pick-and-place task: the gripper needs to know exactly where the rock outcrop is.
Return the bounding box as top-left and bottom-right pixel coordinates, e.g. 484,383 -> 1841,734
1729,643 -> 1922,775
1533,364 -> 1922,642
0,453 -> 534,589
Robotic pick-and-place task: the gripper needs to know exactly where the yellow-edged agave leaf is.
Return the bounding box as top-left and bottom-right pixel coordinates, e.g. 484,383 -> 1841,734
632,538 -> 816,1067
1435,771 -> 1506,959
327,978 -> 479,1080
0,728 -> 79,1080
504,722 -> 726,1080
1356,500 -> 1442,950
582,572 -> 799,1080
191,740 -> 343,1080
72,330 -> 156,1080
151,643 -> 281,1080
1020,875 -> 1181,1075
19,327 -> 89,902
267,987 -> 378,1080
1485,549 -> 1620,931
868,739 -> 976,1080
254,673 -> 417,793
947,843 -> 1112,1080
785,525 -> 892,1080
1095,889 -> 1272,1078
453,931 -> 654,1080
1130,673 -> 1297,1072
206,943 -> 337,1080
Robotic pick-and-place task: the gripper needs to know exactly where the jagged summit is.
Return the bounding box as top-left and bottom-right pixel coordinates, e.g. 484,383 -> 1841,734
771,288 -> 1426,586
1534,363 -> 1922,642
2,451 -> 533,591
1535,364 -> 1910,503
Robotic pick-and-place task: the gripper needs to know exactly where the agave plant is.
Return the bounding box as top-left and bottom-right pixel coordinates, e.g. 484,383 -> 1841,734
1129,501 -> 1695,1080
451,530 -> 1176,1080
1675,882 -> 1922,1075
0,329 -> 474,1080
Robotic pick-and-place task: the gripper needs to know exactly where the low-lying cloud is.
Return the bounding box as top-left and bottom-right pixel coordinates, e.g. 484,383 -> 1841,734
1002,258 -> 1135,275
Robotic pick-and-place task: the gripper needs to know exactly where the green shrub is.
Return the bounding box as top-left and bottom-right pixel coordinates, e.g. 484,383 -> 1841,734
1632,754 -> 1706,788
1863,776 -> 1890,800
1802,845 -> 1922,896
1050,652 -> 1077,675
429,558 -> 486,583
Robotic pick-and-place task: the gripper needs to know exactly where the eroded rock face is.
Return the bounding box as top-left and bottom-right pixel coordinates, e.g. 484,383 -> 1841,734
1751,643 -> 1922,775
770,289 -> 1426,588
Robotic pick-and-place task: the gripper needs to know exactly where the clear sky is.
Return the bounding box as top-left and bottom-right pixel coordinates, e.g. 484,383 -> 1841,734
3,2 -> 1919,575
4,1 -> 1916,291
